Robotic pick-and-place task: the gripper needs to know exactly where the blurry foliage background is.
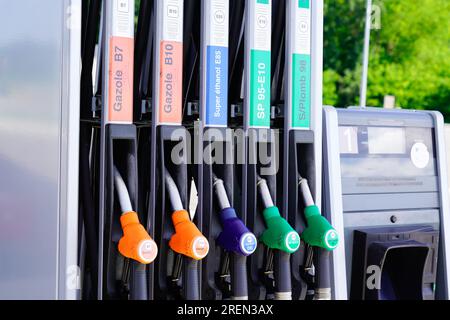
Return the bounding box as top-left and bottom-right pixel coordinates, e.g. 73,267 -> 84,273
135,0 -> 450,119
324,0 -> 450,118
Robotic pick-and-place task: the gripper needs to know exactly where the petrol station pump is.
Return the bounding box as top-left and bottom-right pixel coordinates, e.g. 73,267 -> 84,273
323,107 -> 450,300
227,0 -> 302,301
148,0 -> 209,300
80,0 -> 158,300
179,0 -> 259,300
195,0 -> 259,300
260,0 -> 338,301
281,0 -> 338,300
4,0 -> 450,302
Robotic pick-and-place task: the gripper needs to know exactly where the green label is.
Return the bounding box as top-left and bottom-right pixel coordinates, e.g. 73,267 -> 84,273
299,0 -> 310,9
257,0 -> 269,4
250,50 -> 271,128
292,54 -> 311,128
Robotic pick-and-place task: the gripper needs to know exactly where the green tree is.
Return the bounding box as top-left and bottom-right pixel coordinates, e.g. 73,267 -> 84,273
323,0 -> 366,107
368,0 -> 450,116
324,0 -> 450,119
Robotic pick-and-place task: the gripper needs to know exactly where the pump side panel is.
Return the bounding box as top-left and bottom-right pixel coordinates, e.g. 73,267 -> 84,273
0,0 -> 66,299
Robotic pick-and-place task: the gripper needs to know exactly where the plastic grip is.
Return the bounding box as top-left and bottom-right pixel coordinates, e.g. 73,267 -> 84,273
118,211 -> 158,264
217,208 -> 257,256
169,210 -> 210,260
260,206 -> 301,254
301,205 -> 339,250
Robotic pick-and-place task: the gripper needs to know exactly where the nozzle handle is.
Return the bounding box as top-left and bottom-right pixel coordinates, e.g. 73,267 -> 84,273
118,211 -> 158,264
169,210 -> 210,260
183,258 -> 200,300
231,253 -> 249,300
260,206 -> 301,254
274,251 -> 293,300
314,248 -> 332,300
301,206 -> 339,250
217,208 -> 257,256
129,261 -> 148,300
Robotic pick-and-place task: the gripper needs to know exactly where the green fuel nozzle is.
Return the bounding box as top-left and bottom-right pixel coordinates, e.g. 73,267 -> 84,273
301,205 -> 339,250
257,178 -> 300,254
260,206 -> 301,253
299,178 -> 339,251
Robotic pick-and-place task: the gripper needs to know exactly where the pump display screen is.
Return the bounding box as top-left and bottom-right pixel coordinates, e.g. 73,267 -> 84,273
339,125 -> 436,178
367,127 -> 406,154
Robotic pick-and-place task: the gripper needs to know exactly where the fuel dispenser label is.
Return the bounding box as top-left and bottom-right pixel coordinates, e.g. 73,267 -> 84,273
159,41 -> 183,125
204,0 -> 229,127
108,38 -> 134,123
108,0 -> 134,123
206,46 -> 228,126
248,0 -> 271,128
292,54 -> 311,128
291,1 -> 311,129
158,0 -> 183,125
250,50 -> 271,128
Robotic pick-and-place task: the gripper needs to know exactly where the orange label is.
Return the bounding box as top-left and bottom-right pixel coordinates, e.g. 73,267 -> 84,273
108,36 -> 134,123
159,41 -> 183,125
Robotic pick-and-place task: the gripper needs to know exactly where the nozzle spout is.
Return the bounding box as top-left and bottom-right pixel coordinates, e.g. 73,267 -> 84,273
299,178 -> 315,207
165,168 -> 184,212
213,177 -> 231,210
257,177 -> 274,208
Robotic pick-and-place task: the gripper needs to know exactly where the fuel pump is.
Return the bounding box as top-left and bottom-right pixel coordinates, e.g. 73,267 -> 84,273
276,0 -> 338,300
323,107 -> 450,300
79,0 -> 157,300
148,0 -> 209,300
186,0 -> 259,301
227,0 -> 300,300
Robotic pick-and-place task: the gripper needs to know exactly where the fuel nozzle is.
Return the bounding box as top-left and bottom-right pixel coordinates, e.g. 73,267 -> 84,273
114,167 -> 158,264
118,211 -> 159,264
299,178 -> 339,251
257,178 -> 300,254
214,177 -> 257,256
165,168 -> 209,260
169,210 -> 210,260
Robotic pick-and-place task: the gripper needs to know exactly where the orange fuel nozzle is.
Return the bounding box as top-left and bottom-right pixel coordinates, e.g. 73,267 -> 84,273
118,211 -> 158,264
169,210 -> 209,260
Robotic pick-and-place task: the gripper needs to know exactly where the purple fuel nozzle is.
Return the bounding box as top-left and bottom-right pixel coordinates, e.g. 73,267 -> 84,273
216,207 -> 258,256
